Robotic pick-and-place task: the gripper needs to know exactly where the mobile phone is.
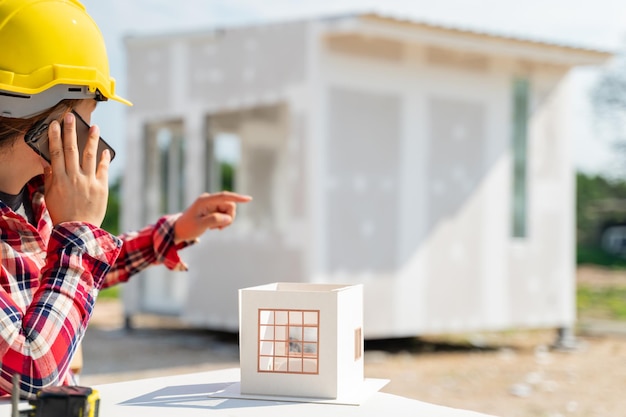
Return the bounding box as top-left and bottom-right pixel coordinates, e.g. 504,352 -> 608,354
24,109 -> 116,165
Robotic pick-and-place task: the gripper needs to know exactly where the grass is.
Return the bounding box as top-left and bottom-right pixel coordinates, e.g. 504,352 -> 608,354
577,285 -> 626,321
98,286 -> 120,300
576,245 -> 626,321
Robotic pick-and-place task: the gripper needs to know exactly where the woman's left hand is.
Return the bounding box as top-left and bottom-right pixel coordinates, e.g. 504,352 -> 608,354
173,191 -> 252,243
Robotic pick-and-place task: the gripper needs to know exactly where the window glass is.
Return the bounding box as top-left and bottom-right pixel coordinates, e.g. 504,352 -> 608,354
257,309 -> 319,374
512,77 -> 529,238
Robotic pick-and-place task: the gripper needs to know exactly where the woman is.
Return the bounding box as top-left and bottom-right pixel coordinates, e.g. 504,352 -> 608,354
0,0 -> 251,398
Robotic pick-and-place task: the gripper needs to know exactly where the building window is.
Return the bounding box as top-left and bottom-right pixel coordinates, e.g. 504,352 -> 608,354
258,309 -> 319,374
205,132 -> 241,193
205,106 -> 284,230
143,123 -> 185,222
511,77 -> 529,238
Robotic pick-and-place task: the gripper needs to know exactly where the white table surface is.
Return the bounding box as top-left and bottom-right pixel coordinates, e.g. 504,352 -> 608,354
1,368 -> 497,416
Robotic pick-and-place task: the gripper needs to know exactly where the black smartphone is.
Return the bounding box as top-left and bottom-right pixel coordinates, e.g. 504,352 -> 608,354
24,109 -> 116,165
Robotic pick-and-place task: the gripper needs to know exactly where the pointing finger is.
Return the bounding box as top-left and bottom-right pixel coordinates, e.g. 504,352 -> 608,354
203,191 -> 252,203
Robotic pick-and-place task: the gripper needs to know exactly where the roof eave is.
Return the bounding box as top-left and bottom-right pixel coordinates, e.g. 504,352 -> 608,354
334,13 -> 614,67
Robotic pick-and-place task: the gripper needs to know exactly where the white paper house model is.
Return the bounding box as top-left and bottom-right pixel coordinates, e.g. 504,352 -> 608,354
239,283 -> 364,400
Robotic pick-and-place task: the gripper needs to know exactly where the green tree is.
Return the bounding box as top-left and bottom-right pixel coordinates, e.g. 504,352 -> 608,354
591,47 -> 626,175
220,162 -> 235,191
577,172 -> 626,266
102,177 -> 121,236
577,172 -> 626,242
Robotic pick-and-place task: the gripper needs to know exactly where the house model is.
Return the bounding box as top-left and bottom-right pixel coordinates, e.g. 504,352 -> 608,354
120,13 -> 612,341
238,283 -> 364,400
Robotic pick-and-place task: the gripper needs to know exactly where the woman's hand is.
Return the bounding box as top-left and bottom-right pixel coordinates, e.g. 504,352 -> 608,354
43,112 -> 110,227
174,191 -> 252,243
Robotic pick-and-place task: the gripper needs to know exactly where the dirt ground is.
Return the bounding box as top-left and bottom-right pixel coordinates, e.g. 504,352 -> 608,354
80,266 -> 626,417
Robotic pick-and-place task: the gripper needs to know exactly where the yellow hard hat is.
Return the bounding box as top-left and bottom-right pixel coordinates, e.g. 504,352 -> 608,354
0,0 -> 132,118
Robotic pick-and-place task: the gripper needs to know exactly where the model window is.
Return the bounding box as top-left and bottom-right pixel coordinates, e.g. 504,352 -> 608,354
258,309 -> 319,374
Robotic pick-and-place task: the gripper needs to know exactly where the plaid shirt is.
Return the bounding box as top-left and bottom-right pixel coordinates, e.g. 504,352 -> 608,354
0,175 -> 190,398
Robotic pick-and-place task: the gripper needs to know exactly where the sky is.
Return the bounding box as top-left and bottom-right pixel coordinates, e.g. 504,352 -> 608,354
79,0 -> 626,180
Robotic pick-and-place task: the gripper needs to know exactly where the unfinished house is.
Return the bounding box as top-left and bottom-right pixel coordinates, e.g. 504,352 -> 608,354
120,13 -> 612,339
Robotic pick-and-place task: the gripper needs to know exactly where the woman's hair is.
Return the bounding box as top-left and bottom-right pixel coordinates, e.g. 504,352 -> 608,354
0,99 -> 81,150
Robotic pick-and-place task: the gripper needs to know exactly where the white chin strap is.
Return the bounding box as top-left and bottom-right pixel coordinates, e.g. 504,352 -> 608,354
0,84 -> 103,118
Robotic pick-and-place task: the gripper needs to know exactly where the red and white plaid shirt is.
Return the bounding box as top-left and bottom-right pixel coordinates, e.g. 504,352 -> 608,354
0,175 -> 191,398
